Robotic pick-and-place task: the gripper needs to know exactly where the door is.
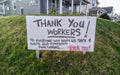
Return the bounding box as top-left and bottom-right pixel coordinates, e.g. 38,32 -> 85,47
20,7 -> 24,15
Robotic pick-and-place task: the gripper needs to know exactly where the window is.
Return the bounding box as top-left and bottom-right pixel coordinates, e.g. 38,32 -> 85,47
92,0 -> 95,7
52,0 -> 55,3
30,0 -> 39,5
4,4 -> 10,11
52,0 -> 55,8
6,7 -> 9,11
0,5 -> 5,14
12,1 -> 16,10
0,6 -> 4,12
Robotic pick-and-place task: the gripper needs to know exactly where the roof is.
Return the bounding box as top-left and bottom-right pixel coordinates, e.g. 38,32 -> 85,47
83,0 -> 90,4
0,0 -> 8,3
67,0 -> 90,5
101,6 -> 113,13
89,7 -> 107,13
96,0 -> 99,4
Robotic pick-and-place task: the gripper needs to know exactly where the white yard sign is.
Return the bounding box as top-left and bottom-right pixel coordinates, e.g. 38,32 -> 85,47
26,16 -> 96,52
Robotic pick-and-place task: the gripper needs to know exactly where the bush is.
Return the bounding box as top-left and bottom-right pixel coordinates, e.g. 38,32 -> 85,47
100,13 -> 111,20
49,8 -> 57,14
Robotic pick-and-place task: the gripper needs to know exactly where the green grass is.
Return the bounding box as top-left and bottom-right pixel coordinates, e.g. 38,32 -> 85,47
0,16 -> 120,75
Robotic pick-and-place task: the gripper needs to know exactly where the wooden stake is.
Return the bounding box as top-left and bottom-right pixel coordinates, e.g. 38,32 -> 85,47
36,50 -> 40,59
82,51 -> 87,55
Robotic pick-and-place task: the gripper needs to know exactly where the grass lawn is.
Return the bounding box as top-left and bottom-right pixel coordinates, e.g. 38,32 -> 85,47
0,15 -> 120,75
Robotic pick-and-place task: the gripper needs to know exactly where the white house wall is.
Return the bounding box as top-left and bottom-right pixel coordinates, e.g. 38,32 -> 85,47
10,0 -> 41,15
76,5 -> 88,14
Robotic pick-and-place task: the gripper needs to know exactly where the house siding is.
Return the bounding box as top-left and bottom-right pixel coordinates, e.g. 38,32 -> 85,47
10,0 -> 41,15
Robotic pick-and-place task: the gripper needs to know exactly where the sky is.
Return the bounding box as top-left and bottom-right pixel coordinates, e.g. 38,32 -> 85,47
98,0 -> 120,15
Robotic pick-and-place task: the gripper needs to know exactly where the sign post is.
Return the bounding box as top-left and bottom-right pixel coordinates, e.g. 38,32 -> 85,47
36,50 -> 40,59
26,16 -> 96,57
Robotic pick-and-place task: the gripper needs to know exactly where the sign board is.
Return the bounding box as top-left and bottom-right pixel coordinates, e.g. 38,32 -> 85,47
26,16 -> 96,52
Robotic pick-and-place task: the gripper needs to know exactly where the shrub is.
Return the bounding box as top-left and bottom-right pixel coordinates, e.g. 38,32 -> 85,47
100,13 -> 111,20
49,8 -> 57,14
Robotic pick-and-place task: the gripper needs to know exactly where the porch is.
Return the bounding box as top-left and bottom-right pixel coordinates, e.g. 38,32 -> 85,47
44,0 -> 90,14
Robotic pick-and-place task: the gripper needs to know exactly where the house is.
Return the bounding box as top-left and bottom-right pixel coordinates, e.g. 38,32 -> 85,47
9,0 -> 91,15
89,7 -> 107,17
0,0 -> 10,16
88,0 -> 108,17
101,6 -> 113,18
111,14 -> 120,22
0,0 -> 99,16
